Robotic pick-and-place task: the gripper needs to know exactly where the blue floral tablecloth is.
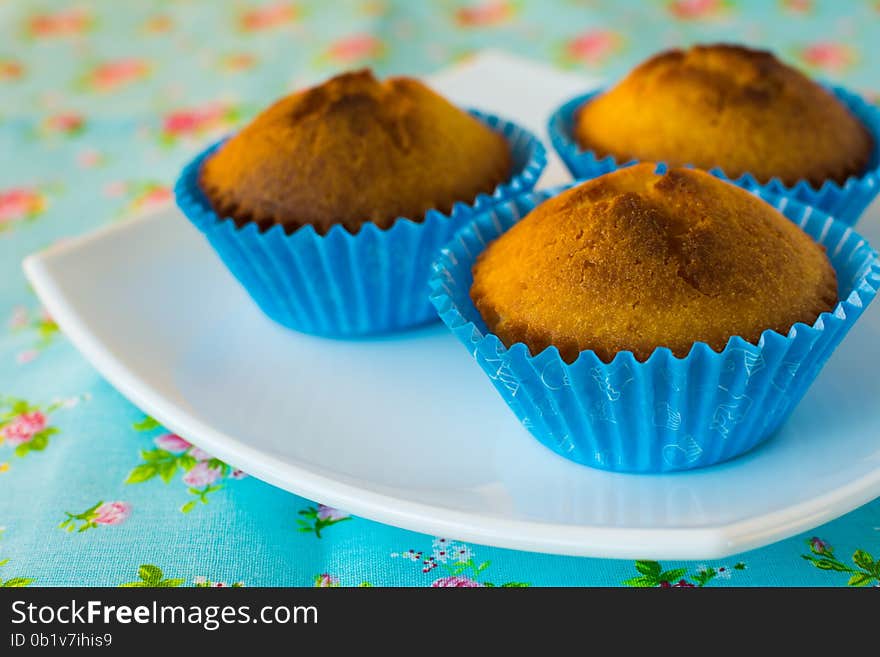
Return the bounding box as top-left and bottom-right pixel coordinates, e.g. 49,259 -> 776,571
3,0 -> 880,588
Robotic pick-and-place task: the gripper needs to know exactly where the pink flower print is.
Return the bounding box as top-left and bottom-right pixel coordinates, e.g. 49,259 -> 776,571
230,468 -> 247,479
161,104 -> 234,141
27,8 -> 92,37
325,34 -> 384,64
92,501 -> 131,525
76,149 -> 103,168
86,59 -> 150,92
142,15 -> 173,34
455,0 -> 515,27
782,0 -> 812,12
154,433 -> 192,453
16,350 -> 39,365
668,0 -> 725,20
0,188 -> 46,224
0,59 -> 24,81
45,112 -> 85,135
431,576 -> 483,588
8,306 -> 28,330
799,42 -> 855,73
61,500 -> 130,532
297,503 -> 352,537
131,185 -> 172,213
809,536 -> 832,556
103,181 -> 127,198
314,573 -> 339,588
316,505 -> 349,522
163,107 -> 216,135
563,30 -> 621,67
220,53 -> 257,73
239,3 -> 300,31
182,461 -> 222,487
188,446 -> 213,461
2,411 -> 47,447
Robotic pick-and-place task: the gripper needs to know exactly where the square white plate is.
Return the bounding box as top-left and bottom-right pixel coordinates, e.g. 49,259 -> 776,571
22,51 -> 880,559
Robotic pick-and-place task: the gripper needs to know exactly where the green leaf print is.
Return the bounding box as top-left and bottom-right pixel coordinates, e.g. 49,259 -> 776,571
802,538 -> 880,586
59,500 -> 101,531
0,557 -> 33,587
182,484 -> 223,513
692,568 -> 717,587
132,416 -> 160,431
125,463 -> 158,484
623,561 -> 743,587
121,564 -> 184,588
297,505 -> 351,538
635,560 -> 662,578
808,558 -> 851,572
621,576 -> 655,587
847,573 -> 873,587
1,578 -> 34,587
8,304 -> 60,356
138,565 -> 162,583
1,398 -> 64,460
126,433 -> 238,514
658,568 -> 688,583
158,459 -> 178,483
852,550 -> 875,571
30,428 -> 56,451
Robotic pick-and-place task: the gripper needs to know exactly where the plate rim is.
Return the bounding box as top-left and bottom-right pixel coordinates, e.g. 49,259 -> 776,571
22,206 -> 880,560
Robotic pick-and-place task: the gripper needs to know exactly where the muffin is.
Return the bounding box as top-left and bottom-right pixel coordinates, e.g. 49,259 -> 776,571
470,164 -> 838,363
573,44 -> 873,187
176,70 -> 545,336
430,168 -> 878,472
200,69 -> 512,234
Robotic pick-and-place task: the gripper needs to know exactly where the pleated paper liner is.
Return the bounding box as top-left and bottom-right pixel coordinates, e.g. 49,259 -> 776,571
175,110 -> 546,336
548,85 -> 880,227
429,185 -> 880,473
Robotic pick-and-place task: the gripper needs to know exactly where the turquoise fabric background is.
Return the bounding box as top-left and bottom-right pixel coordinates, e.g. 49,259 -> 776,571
2,0 -> 880,587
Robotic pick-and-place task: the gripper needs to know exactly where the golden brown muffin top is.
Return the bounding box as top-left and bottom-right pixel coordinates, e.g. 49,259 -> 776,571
471,164 -> 838,363
574,44 -> 873,187
200,69 -> 511,234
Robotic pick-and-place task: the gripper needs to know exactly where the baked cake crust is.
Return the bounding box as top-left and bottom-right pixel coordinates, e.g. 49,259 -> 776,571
200,70 -> 511,234
471,164 -> 838,363
574,44 -> 873,187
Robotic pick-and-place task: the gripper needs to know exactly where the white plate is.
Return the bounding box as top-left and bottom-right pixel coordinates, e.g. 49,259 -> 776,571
22,52 -> 880,560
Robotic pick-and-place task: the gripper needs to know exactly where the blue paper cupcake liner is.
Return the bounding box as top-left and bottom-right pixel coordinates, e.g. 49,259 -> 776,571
429,185 -> 880,473
175,110 -> 546,336
548,85 -> 880,226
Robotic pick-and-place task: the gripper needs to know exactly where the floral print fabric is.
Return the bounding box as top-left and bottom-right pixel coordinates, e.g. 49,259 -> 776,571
2,0 -> 879,586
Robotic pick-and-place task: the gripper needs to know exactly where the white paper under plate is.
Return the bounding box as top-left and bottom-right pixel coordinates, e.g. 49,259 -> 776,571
22,51 -> 880,559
